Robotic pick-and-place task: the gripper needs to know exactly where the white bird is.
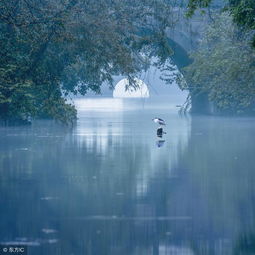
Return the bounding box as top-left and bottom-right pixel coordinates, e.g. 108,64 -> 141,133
152,117 -> 166,126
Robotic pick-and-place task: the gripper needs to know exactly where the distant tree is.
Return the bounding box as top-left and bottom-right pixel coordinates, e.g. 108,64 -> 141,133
186,0 -> 255,47
183,13 -> 255,114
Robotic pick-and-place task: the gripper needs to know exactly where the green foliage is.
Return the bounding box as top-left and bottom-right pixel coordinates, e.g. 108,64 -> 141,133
229,0 -> 255,28
39,97 -> 77,125
186,0 -> 255,47
183,13 -> 255,114
229,0 -> 255,46
0,0 -> 174,124
0,65 -> 36,121
186,0 -> 212,17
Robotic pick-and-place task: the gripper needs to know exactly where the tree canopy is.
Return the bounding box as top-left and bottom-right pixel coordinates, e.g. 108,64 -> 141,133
1,0 -> 255,121
183,13 -> 255,114
187,0 -> 255,47
0,0 -> 174,123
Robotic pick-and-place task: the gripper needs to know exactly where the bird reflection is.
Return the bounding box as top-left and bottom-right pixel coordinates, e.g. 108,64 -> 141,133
156,127 -> 166,147
156,139 -> 165,148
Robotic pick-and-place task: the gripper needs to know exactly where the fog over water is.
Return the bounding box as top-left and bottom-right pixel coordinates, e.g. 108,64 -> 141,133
80,61 -> 188,100
0,54 -> 253,255
1,96 -> 255,254
75,62 -> 188,113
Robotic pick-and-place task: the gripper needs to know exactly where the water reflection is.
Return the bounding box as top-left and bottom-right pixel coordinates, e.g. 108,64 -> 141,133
0,100 -> 255,254
156,140 -> 165,148
156,126 -> 167,148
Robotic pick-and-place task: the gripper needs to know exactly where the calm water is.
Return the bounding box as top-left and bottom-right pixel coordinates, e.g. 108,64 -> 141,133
0,99 -> 255,255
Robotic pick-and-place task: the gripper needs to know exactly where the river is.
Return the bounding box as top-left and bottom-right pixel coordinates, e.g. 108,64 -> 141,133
0,98 -> 255,255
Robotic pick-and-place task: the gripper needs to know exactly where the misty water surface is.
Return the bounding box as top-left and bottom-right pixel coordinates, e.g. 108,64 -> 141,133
0,98 -> 255,255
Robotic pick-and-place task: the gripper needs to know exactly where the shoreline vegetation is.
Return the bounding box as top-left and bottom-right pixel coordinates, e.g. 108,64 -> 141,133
182,13 -> 255,116
0,0 -> 254,124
